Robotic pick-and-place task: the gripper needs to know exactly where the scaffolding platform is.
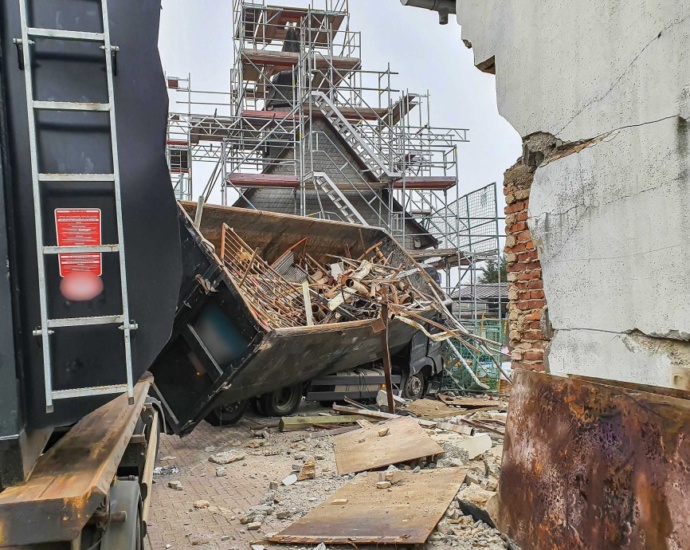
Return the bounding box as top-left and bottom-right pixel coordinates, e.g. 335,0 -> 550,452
392,177 -> 456,190
241,49 -> 360,81
239,4 -> 346,45
227,173 -> 300,188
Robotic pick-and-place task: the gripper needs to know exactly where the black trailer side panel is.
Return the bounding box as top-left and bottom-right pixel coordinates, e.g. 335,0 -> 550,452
0,0 -> 181,430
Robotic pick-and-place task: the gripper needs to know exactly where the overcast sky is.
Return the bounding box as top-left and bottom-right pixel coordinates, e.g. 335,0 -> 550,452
157,0 -> 521,208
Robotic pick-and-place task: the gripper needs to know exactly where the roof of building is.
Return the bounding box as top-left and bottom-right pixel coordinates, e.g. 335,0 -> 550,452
451,283 -> 509,301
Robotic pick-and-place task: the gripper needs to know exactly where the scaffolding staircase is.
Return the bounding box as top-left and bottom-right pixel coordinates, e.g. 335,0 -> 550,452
312,92 -> 400,182
310,172 -> 369,225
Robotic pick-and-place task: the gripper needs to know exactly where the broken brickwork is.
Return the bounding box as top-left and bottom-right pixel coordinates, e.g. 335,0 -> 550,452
503,160 -> 549,371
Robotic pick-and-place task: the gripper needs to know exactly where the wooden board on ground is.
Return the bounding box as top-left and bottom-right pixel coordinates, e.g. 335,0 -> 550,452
438,394 -> 507,409
405,398 -> 462,419
269,468 -> 466,545
333,416 -> 443,475
332,404 -> 437,427
279,414 -> 368,432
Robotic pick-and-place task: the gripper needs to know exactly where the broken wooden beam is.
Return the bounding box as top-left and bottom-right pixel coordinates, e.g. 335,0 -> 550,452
331,404 -> 437,428
279,415 -> 369,432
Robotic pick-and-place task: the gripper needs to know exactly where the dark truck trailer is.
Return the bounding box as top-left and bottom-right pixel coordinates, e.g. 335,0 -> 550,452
150,202 -> 445,434
0,0 -> 181,547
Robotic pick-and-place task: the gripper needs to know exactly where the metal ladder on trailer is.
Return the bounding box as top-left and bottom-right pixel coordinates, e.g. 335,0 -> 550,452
16,0 -> 136,412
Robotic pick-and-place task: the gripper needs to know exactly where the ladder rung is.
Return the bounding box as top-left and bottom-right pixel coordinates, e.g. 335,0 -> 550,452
47,315 -> 124,329
43,244 -> 119,255
39,173 -> 115,182
52,384 -> 129,401
26,28 -> 105,42
33,100 -> 110,112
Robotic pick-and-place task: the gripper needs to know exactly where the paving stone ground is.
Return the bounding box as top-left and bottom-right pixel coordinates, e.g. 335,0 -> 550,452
147,412 -> 282,549
146,403 -> 509,550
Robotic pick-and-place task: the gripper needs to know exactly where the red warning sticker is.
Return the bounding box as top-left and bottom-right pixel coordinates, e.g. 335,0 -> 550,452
54,209 -> 102,277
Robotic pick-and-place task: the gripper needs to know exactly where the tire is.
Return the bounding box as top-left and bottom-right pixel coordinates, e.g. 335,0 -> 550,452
98,479 -> 144,550
259,384 -> 303,417
204,400 -> 249,427
402,372 -> 426,400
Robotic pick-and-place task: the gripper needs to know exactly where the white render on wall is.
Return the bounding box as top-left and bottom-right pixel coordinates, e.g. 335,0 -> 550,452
456,1 -> 690,142
454,0 -> 690,389
530,119 -> 690,340
548,329 -> 690,390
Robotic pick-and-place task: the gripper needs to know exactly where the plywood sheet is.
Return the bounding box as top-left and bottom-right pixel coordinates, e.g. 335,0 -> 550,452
333,416 -> 443,475
269,468 -> 466,545
405,398 -> 460,419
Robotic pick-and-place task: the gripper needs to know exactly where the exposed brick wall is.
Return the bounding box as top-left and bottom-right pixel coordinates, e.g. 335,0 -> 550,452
503,160 -> 550,371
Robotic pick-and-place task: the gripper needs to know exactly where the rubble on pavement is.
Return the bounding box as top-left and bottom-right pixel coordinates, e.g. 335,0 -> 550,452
150,391 -> 515,549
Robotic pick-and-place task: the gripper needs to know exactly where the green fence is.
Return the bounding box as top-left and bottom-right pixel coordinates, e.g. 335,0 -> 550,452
441,319 -> 506,392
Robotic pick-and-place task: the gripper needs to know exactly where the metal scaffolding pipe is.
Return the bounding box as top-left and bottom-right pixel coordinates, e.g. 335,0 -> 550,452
400,0 -> 456,24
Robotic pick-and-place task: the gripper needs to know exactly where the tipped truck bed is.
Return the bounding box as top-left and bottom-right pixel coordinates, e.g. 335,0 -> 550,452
151,203 -> 438,435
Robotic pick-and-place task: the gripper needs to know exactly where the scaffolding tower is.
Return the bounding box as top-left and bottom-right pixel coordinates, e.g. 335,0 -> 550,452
164,0 -> 504,349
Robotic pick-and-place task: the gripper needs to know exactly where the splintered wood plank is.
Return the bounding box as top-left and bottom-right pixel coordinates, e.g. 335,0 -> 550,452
269,468 -> 466,545
333,416 -> 443,475
279,415 -> 367,432
438,394 -> 508,409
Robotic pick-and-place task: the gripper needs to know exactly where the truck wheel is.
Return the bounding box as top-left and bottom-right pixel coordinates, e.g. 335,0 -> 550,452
98,479 -> 144,550
205,400 -> 249,426
260,384 -> 302,417
402,372 -> 426,400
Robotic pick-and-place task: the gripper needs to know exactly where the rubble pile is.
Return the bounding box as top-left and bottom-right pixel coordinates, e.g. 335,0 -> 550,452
153,392 -> 514,549
220,225 -> 434,329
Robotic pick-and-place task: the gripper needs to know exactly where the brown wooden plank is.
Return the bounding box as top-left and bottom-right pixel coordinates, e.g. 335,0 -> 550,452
279,415 -> 368,432
269,468 -> 466,545
333,416 -> 443,475
0,376 -> 151,547
331,403 -> 438,427
405,398 -> 463,420
438,394 -> 507,409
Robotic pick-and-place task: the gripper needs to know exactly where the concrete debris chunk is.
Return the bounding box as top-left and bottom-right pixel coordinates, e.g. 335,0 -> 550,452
246,521 -> 262,531
457,483 -> 499,528
438,433 -> 492,460
378,428 -> 390,437
167,480 -> 183,491
208,451 -> 246,465
331,498 -> 349,505
193,500 -> 210,509
376,481 -> 392,489
215,467 -> 227,477
282,473 -> 298,486
297,456 -> 316,481
154,465 -> 179,476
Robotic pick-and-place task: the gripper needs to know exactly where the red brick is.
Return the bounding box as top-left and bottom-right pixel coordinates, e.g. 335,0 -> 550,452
516,211 -> 528,222
509,221 -> 527,232
525,310 -> 542,321
527,280 -> 543,290
527,299 -> 546,309
515,230 -> 533,243
524,349 -> 544,361
530,290 -> 545,300
523,330 -> 544,341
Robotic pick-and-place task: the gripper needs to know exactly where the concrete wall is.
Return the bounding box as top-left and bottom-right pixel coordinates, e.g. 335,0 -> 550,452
455,0 -> 690,390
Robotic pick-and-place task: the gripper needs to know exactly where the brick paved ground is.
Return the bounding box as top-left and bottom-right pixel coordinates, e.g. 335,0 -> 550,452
146,403 -> 346,550
146,405 -> 508,550
148,414 -> 277,549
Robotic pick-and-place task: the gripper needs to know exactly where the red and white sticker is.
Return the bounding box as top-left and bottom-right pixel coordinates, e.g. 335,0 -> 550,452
54,208 -> 102,277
